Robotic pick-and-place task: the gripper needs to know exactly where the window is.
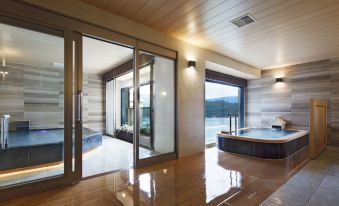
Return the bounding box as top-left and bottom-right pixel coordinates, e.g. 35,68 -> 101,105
205,80 -> 245,145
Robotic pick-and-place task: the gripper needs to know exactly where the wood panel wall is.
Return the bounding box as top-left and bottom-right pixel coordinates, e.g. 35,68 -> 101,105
0,62 -> 105,133
246,59 -> 339,145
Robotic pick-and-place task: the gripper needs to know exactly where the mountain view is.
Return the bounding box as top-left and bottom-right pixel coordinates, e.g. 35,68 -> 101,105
205,96 -> 239,117
206,96 -> 238,103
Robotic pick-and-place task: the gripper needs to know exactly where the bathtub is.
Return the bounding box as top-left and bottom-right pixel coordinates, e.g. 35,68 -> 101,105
218,128 -> 309,159
0,128 -> 102,171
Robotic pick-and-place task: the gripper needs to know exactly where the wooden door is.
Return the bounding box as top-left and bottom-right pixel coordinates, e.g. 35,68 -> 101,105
309,99 -> 328,158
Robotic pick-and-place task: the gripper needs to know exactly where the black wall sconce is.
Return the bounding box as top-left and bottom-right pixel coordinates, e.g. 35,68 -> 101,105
188,60 -> 196,69
276,77 -> 283,83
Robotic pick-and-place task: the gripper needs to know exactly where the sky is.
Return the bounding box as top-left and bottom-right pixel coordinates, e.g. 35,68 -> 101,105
205,81 -> 239,99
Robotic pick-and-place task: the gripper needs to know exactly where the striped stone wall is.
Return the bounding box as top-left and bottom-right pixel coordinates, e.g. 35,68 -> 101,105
0,62 -> 105,133
83,73 -> 105,133
0,62 -> 64,131
246,59 -> 339,145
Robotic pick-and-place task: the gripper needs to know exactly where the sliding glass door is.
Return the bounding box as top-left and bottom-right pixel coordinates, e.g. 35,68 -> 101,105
0,0 -> 177,200
0,22 -> 177,192
78,35 -> 135,178
0,21 -> 66,187
136,48 -> 176,166
72,37 -> 177,178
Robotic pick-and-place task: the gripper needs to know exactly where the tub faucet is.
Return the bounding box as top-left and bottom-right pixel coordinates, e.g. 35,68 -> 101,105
0,115 -> 10,149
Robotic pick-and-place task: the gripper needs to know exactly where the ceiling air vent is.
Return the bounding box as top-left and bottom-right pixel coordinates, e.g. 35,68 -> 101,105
230,14 -> 256,28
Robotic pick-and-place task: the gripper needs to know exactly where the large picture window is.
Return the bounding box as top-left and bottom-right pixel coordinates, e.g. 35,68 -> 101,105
205,70 -> 246,146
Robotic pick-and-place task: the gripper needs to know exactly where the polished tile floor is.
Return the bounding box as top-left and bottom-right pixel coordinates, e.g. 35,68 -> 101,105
0,147 -> 307,206
83,136 -> 157,177
0,136 -> 155,187
261,147 -> 339,206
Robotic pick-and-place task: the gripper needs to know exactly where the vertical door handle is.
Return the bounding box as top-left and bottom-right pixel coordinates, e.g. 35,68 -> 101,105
77,92 -> 82,123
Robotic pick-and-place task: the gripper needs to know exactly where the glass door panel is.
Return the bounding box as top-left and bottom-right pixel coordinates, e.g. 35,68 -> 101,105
138,51 -> 175,160
139,84 -> 152,150
0,22 -> 65,187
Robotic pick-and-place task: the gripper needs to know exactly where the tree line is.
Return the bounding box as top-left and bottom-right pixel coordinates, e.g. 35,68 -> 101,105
205,100 -> 238,117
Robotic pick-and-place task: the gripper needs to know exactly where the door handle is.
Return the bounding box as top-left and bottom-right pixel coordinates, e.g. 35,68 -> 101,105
77,92 -> 82,123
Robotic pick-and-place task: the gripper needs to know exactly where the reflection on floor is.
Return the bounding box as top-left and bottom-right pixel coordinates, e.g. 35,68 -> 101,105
83,136 -> 158,177
261,148 -> 339,206
0,136 -> 156,187
0,164 -> 63,188
0,147 -> 308,205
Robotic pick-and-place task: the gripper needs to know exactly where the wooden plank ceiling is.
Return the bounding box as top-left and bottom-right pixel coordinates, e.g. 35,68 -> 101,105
81,0 -> 339,69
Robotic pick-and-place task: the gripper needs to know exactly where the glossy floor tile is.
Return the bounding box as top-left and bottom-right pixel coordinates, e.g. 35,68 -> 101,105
261,148 -> 339,206
82,136 -> 156,177
0,147 -> 306,206
0,137 -> 155,187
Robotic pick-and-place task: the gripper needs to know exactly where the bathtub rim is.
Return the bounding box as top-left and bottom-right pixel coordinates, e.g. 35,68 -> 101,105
218,127 -> 309,144
7,127 -> 102,148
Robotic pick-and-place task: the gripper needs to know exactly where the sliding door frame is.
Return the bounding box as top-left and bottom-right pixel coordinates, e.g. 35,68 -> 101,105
78,34 -> 136,180
72,32 -> 83,182
0,10 -> 73,202
135,41 -> 178,168
133,45 -> 140,168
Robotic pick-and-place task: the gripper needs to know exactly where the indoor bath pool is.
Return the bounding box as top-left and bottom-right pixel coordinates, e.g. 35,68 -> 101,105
0,128 -> 102,171
236,128 -> 305,140
218,128 -> 309,159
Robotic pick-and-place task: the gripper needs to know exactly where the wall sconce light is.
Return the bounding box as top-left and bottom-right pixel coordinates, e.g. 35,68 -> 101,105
0,71 -> 8,80
188,60 -> 196,69
276,77 -> 283,83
